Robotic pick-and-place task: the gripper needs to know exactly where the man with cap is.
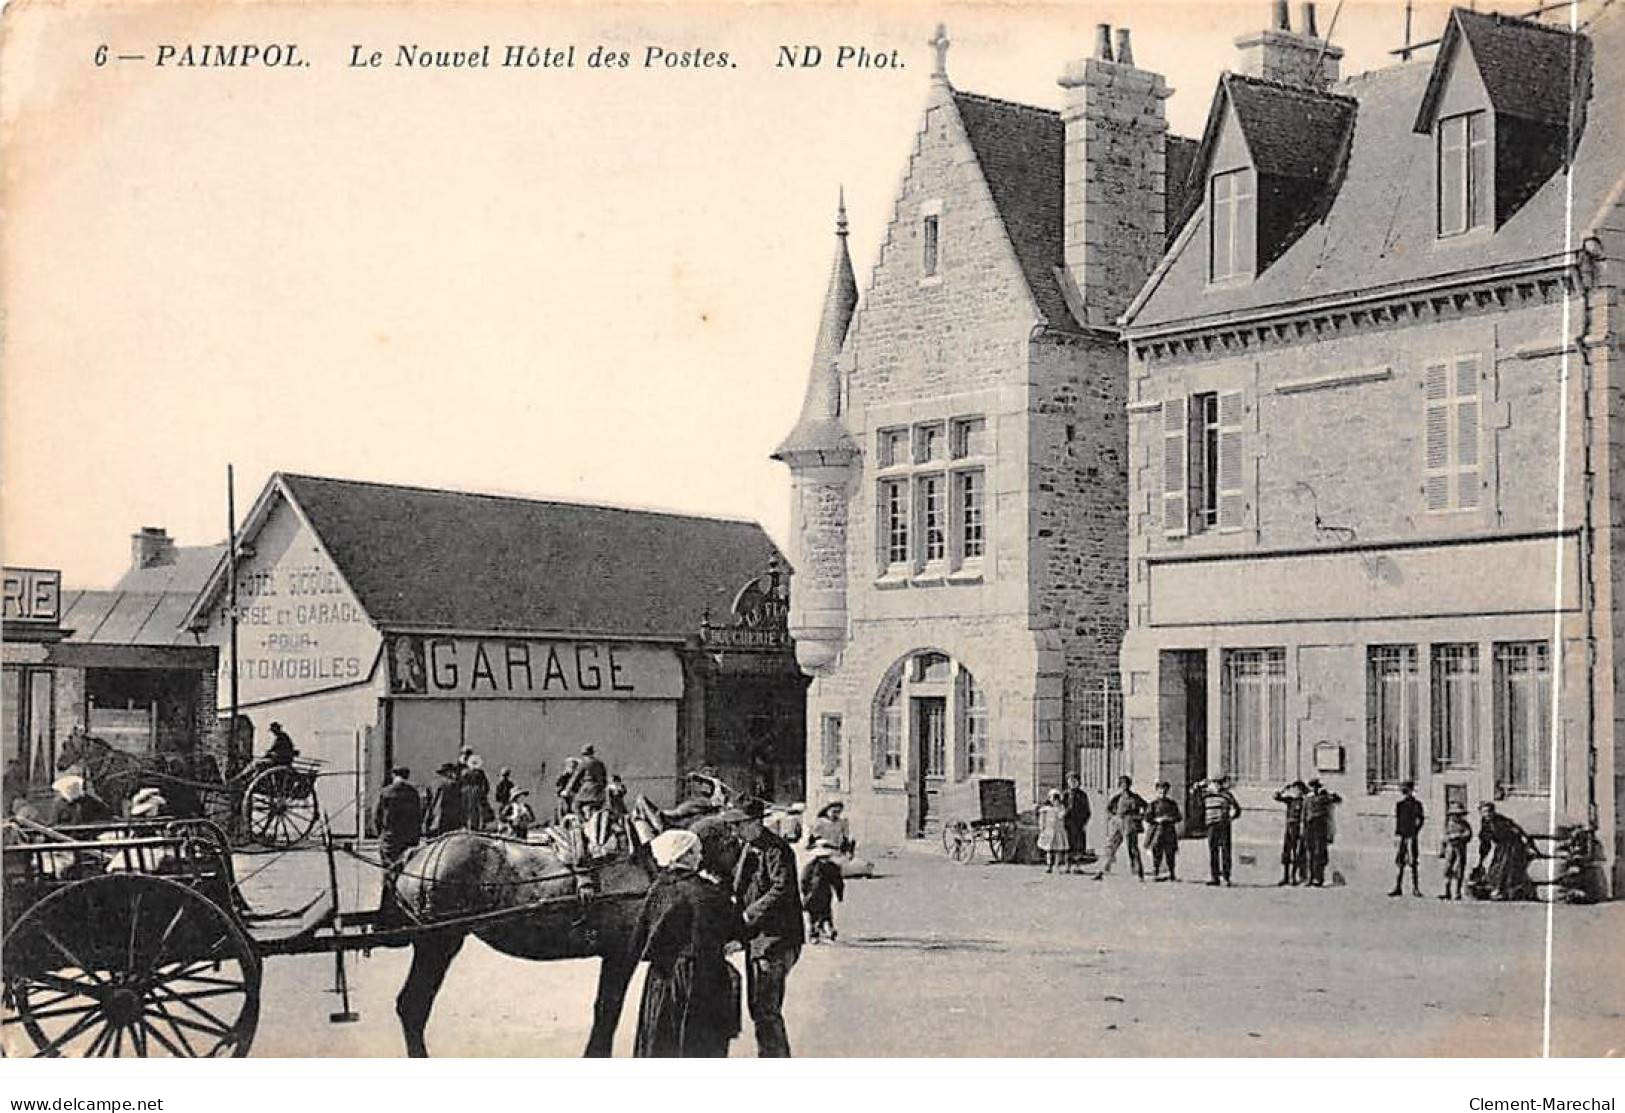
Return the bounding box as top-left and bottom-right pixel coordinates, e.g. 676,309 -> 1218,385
1301,778 -> 1342,887
724,796 -> 803,1056
563,744 -> 608,818
1272,780 -> 1309,886
265,722 -> 298,767
1389,780 -> 1426,897
1198,773 -> 1242,886
374,767 -> 424,865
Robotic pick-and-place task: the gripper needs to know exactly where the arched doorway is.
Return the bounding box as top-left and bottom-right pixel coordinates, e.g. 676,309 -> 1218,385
873,649 -> 987,837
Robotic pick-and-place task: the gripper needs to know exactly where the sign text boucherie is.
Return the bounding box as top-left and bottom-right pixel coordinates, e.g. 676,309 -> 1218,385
2,568 -> 62,625
387,635 -> 682,700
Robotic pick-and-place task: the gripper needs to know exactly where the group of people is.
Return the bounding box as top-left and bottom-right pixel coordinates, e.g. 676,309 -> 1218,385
1031,771 -> 1540,900
628,795 -> 806,1057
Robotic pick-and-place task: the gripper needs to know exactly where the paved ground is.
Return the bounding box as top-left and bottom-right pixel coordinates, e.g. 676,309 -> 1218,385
240,841 -> 1625,1057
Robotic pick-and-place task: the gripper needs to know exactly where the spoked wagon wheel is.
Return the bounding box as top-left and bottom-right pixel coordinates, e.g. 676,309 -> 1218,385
942,820 -> 976,864
986,821 -> 1016,864
2,874 -> 261,1057
242,766 -> 318,848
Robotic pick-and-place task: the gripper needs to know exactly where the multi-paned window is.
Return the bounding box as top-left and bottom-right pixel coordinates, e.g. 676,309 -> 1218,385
959,668 -> 988,776
880,479 -> 909,568
1209,168 -> 1256,282
1438,110 -> 1488,237
1430,644 -> 1480,769
874,677 -> 904,776
877,416 -> 988,575
1163,391 -> 1246,537
957,471 -> 984,560
1494,641 -> 1551,793
1221,647 -> 1287,784
1424,356 -> 1482,513
819,713 -> 843,779
1367,645 -> 1420,788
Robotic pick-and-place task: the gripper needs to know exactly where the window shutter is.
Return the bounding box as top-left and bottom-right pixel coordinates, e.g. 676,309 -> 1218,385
953,669 -> 970,781
1454,357 -> 1481,510
1423,362 -> 1451,511
1162,398 -> 1189,537
1216,390 -> 1246,532
871,708 -> 888,780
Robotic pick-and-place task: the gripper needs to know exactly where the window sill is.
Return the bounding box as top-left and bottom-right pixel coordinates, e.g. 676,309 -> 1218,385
918,275 -> 943,289
947,565 -> 984,584
872,780 -> 907,795
819,776 -> 843,789
874,571 -> 911,590
910,566 -> 948,586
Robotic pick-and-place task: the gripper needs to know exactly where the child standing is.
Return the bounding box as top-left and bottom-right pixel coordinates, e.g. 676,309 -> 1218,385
1439,800 -> 1473,900
1037,789 -> 1071,873
1144,781 -> 1183,882
801,840 -> 846,941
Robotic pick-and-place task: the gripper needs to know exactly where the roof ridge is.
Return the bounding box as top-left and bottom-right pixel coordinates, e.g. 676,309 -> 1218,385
279,472 -> 763,528
1456,6 -> 1588,38
1223,70 -> 1359,104
951,88 -> 1058,118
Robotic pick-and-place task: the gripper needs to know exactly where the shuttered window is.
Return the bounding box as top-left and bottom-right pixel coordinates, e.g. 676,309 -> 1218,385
1423,356 -> 1482,513
820,713 -> 843,778
1162,397 -> 1189,537
1216,390 -> 1247,531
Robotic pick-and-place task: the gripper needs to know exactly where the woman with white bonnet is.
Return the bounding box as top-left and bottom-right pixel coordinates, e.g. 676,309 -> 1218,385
129,787 -> 169,819
625,827 -> 743,1057
47,774 -> 113,828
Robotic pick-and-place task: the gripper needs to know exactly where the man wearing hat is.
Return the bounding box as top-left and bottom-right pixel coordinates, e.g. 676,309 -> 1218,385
563,744 -> 608,818
1388,780 -> 1426,898
1199,773 -> 1242,886
425,762 -> 467,836
265,722 -> 298,767
724,796 -> 803,1056
1301,778 -> 1342,887
374,767 -> 424,865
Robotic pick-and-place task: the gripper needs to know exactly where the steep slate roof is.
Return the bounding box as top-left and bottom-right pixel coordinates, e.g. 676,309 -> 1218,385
1226,76 -> 1357,180
278,474 -> 784,640
773,197 -> 858,460
952,91 -> 1076,333
1416,8 -> 1592,130
1126,5 -> 1622,333
1166,136 -> 1202,223
951,90 -> 1199,335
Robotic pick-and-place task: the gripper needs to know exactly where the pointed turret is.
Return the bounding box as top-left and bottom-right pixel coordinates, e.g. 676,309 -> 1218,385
773,193 -> 860,676
772,193 -> 858,464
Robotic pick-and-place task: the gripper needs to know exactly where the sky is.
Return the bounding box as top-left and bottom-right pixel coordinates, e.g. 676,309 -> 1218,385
1,0 -> 1480,586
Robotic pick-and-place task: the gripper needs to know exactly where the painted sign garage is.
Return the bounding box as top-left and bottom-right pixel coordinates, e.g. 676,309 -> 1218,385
386,635 -> 681,700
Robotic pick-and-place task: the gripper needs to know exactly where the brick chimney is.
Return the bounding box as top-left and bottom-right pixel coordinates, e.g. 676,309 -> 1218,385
131,526 -> 176,570
1233,1 -> 1342,89
1057,24 -> 1170,328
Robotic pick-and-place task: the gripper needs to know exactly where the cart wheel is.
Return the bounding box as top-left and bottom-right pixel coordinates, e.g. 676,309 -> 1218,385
3,874 -> 261,1057
243,766 -> 319,848
943,820 -> 976,864
987,821 -> 1017,863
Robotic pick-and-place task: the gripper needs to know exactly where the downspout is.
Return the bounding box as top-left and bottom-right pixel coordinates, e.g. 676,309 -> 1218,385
1575,238 -> 1602,834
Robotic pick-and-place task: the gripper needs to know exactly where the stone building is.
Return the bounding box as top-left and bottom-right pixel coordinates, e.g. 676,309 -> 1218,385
1118,4 -> 1625,892
775,26 -> 1196,846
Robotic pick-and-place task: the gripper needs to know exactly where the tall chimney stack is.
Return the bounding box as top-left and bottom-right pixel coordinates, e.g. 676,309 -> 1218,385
1057,25 -> 1170,328
131,526 -> 176,571
1235,0 -> 1342,89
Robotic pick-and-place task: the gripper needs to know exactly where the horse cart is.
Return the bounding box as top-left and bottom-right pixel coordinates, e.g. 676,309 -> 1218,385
940,778 -> 1020,864
61,732 -> 326,851
1,806 -> 669,1057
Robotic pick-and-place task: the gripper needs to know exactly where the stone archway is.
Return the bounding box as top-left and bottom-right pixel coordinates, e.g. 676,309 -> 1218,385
871,648 -> 988,837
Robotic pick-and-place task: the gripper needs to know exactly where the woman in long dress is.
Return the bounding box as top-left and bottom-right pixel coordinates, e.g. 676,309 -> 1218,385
626,828 -> 743,1057
1476,802 -> 1535,901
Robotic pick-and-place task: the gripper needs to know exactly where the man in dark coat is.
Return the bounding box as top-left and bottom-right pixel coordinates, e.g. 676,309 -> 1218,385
725,796 -> 803,1057
374,767 -> 424,864
265,722 -> 298,767
1060,772 -> 1091,867
1302,779 -> 1342,887
1273,780 -> 1309,885
1389,780 -> 1426,898
563,744 -> 608,817
425,762 -> 467,836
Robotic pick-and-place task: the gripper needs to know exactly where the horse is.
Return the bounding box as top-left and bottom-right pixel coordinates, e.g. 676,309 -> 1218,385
390,811 -> 740,1057
56,731 -> 221,818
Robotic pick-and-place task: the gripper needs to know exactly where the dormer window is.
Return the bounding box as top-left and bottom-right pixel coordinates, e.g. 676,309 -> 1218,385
1209,168 -> 1256,283
1437,110 -> 1488,237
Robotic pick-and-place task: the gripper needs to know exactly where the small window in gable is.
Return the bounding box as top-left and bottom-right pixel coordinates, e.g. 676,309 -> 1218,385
1437,111 -> 1489,237
1209,169 -> 1256,283
922,214 -> 940,277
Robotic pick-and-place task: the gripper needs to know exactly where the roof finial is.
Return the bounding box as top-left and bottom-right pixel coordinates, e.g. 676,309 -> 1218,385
836,186 -> 848,237
929,23 -> 950,83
